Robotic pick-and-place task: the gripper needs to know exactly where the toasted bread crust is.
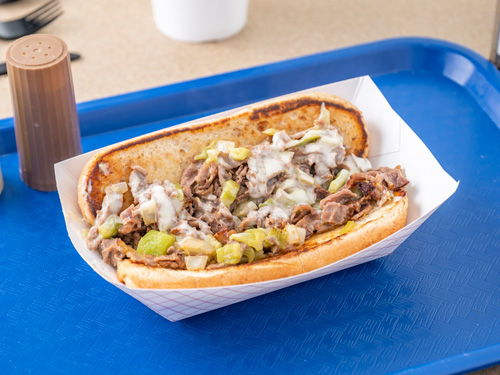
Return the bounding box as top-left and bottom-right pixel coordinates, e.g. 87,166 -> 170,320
117,196 -> 408,289
78,93 -> 369,225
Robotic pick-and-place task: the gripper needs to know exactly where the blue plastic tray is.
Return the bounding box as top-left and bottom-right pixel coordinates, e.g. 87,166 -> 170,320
1,37 -> 499,375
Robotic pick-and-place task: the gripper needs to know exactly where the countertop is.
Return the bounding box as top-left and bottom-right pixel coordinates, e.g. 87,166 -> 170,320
0,0 -> 498,121
1,1 -> 499,374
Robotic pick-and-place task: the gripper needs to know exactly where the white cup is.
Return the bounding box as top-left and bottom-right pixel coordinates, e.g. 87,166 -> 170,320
151,0 -> 249,43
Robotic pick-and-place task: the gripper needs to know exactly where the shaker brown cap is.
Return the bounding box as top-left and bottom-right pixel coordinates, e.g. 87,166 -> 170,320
6,34 -> 82,192
7,34 -> 67,70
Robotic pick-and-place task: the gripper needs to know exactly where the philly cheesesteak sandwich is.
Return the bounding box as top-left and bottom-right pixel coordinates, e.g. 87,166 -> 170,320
78,93 -> 409,288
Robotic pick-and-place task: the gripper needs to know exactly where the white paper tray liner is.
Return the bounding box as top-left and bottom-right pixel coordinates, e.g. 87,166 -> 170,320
55,76 -> 458,321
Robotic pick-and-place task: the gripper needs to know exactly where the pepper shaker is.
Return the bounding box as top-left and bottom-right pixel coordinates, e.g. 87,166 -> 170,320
6,34 -> 82,191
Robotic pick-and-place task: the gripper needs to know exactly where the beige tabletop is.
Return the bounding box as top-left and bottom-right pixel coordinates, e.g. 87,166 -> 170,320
0,0 -> 498,121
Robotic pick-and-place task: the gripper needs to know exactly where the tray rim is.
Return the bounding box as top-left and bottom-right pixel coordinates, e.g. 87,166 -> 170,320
1,36 -> 500,157
77,36 -> 500,117
389,342 -> 500,375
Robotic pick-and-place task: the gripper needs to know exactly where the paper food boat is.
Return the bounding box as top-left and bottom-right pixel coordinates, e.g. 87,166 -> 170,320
55,76 -> 458,322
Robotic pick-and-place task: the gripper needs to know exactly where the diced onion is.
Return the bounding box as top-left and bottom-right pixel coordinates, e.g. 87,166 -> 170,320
275,188 -> 312,206
186,255 -> 209,270
140,199 -> 157,226
284,224 -> 306,246
296,168 -> 315,185
216,141 -> 236,153
106,181 -> 128,194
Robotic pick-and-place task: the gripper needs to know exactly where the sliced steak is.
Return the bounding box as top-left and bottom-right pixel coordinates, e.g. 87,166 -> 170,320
379,166 -> 409,190
86,227 -> 102,251
181,160 -> 201,201
290,204 -> 316,224
295,211 -> 322,234
200,204 -> 236,233
321,202 -> 348,225
346,171 -> 380,189
351,203 -> 373,221
214,228 -> 237,245
128,249 -> 185,269
100,238 -> 129,267
154,251 -> 186,269
194,162 -> 219,197
119,204 -> 144,235
320,188 -> 358,208
240,205 -> 288,230
234,163 -> 248,182
212,205 -> 236,232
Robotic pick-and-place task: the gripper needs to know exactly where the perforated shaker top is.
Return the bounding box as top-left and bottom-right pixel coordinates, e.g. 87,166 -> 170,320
8,34 -> 66,69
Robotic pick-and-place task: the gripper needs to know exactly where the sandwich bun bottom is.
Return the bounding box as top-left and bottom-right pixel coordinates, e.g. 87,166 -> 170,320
117,195 -> 408,289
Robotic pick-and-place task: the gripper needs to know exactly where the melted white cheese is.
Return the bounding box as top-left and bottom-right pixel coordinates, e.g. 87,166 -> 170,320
247,146 -> 293,199
96,185 -> 125,226
129,169 -> 147,200
343,154 -> 373,174
151,185 -> 178,232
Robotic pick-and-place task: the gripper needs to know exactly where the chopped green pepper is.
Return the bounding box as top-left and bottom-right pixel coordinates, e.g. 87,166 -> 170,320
180,236 -> 217,256
229,147 -> 250,161
242,247 -> 255,263
230,228 -> 267,252
232,200 -> 258,218
263,128 -> 278,136
98,214 -> 122,238
205,149 -> 220,163
266,227 -> 287,249
173,183 -> 184,201
258,198 -> 274,208
136,230 -> 175,257
254,250 -> 267,260
328,169 -> 350,193
220,180 -> 240,207
216,243 -> 243,264
194,140 -> 217,160
340,221 -> 355,235
294,131 -> 321,147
